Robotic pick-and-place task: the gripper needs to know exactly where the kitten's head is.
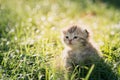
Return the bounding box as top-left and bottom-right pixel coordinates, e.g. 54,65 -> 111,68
62,25 -> 89,48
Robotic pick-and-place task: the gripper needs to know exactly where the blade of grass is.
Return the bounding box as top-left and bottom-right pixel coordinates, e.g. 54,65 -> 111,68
84,64 -> 95,80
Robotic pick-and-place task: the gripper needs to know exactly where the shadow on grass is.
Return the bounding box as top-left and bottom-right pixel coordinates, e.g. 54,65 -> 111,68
71,0 -> 120,9
69,59 -> 118,80
101,0 -> 120,8
89,59 -> 118,80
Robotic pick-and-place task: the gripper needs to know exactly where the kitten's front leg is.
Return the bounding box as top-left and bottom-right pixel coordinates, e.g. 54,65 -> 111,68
64,57 -> 74,71
62,50 -> 74,71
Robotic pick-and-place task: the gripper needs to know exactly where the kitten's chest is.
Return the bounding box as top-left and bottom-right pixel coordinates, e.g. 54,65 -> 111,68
68,50 -> 84,61
69,50 -> 82,56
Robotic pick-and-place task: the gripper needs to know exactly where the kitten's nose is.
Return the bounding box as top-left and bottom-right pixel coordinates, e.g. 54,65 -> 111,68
69,39 -> 72,44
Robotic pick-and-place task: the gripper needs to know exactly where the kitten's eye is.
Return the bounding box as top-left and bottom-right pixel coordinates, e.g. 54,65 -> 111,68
74,36 -> 78,39
66,36 -> 69,39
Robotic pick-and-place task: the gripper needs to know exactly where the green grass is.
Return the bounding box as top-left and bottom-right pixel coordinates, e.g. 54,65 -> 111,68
0,0 -> 120,80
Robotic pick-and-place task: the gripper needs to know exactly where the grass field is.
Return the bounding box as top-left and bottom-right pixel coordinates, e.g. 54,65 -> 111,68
0,0 -> 120,80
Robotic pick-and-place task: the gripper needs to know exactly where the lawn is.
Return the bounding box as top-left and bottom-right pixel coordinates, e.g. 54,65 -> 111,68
0,0 -> 120,80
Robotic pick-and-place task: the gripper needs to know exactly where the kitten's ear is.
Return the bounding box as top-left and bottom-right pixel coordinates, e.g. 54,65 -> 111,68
84,29 -> 89,38
62,29 -> 66,34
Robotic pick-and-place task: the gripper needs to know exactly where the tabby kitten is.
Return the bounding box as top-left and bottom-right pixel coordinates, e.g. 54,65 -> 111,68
61,25 -> 102,71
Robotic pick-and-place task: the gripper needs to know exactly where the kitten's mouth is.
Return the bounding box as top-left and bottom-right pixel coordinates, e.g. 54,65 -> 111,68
68,42 -> 72,45
69,43 -> 72,45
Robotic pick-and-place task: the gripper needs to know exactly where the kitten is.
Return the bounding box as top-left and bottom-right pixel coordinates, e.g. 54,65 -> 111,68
61,25 -> 102,71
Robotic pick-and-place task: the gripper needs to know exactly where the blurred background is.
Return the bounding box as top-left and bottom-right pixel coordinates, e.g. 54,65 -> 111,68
0,0 -> 120,42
